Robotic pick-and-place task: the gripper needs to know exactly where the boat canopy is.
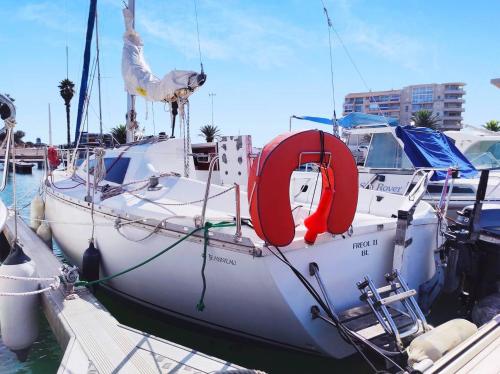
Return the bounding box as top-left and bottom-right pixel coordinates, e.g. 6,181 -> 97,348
293,113 -> 398,128
339,113 -> 398,128
395,126 -> 477,180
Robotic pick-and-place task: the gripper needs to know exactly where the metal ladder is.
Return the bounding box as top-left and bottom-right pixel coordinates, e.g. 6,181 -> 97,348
357,270 -> 430,350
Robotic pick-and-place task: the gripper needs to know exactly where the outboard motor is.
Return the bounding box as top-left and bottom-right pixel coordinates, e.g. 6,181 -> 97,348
444,170 -> 500,323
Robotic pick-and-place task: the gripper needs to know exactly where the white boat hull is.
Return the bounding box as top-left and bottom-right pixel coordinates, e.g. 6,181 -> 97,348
45,189 -> 439,358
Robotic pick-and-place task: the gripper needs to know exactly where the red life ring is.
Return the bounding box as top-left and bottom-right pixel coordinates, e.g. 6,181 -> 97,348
248,130 -> 358,247
47,146 -> 60,168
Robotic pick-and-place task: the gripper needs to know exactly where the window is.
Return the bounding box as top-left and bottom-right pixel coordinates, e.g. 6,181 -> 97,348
354,97 -> 363,104
364,133 -> 412,169
412,86 -> 433,104
85,157 -> 131,184
103,158 -> 131,184
464,141 -> 500,169
354,105 -> 362,112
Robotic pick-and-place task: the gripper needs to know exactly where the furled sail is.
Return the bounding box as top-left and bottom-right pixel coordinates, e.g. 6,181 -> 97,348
122,8 -> 206,102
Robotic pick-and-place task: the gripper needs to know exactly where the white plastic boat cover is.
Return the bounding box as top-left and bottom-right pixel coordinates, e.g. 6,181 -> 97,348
122,8 -> 206,102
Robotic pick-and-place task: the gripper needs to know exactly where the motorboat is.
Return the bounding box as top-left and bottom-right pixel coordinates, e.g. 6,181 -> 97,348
445,125 -> 500,171
291,114 -> 500,215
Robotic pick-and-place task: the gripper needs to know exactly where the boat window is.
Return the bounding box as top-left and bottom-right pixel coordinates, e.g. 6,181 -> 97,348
426,184 -> 475,194
364,133 -> 412,169
84,157 -> 130,184
103,158 -> 130,184
464,140 -> 500,169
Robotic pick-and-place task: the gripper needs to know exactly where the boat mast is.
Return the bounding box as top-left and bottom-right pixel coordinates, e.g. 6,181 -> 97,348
126,0 -> 136,143
48,103 -> 52,146
95,11 -> 104,140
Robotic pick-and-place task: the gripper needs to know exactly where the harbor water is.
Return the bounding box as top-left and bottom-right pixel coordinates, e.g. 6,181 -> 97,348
0,167 -> 462,374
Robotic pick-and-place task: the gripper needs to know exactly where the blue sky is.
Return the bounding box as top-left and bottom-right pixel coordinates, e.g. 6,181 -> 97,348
0,0 -> 499,146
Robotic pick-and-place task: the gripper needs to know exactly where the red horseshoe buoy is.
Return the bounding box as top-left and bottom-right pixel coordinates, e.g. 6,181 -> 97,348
248,130 -> 358,247
47,146 -> 61,169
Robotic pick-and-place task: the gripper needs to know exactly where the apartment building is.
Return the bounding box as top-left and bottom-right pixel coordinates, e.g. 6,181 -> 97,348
343,82 -> 466,130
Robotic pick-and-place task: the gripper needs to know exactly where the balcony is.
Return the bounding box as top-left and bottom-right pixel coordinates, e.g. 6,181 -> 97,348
444,87 -> 465,94
443,106 -> 465,111
442,114 -> 464,121
444,97 -> 465,103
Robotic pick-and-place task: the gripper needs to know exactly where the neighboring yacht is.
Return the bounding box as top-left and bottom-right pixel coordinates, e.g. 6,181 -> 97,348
292,113 -> 500,214
446,125 -> 500,171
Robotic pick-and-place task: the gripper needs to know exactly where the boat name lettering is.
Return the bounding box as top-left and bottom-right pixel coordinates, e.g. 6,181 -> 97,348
353,239 -> 378,250
375,183 -> 402,193
208,253 -> 237,266
360,182 -> 403,193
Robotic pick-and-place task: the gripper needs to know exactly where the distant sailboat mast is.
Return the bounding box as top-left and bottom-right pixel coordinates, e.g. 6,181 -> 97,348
125,0 -> 137,143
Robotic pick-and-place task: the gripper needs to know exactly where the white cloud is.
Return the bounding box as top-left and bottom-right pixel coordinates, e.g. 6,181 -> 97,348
137,1 -> 314,69
16,1 -> 81,33
326,0 -> 433,73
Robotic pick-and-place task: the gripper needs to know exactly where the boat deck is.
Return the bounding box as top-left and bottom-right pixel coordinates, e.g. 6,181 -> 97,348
3,216 -> 254,373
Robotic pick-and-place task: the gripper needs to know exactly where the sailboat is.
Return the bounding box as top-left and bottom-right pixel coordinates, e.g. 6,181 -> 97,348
43,2 -> 445,359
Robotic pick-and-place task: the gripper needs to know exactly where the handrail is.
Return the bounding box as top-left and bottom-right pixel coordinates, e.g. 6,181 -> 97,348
234,183 -> 242,241
0,93 -> 16,192
200,155 -> 219,227
0,127 -> 13,192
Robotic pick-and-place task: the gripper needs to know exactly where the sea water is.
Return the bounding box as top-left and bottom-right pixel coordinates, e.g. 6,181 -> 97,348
0,168 -> 62,374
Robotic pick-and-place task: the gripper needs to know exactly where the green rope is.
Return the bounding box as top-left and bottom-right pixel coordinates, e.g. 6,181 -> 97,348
75,220 -> 236,312
197,221 -> 235,311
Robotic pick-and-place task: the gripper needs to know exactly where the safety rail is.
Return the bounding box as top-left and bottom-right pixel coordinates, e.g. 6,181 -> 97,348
199,155 -> 242,241
0,127 -> 13,192
0,93 -> 16,192
200,156 -> 219,227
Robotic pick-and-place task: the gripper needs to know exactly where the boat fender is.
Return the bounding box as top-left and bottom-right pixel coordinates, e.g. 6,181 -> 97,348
407,319 -> 477,367
304,167 -> 334,244
0,243 -> 39,361
29,195 -> 44,231
82,240 -> 101,282
35,221 -> 52,248
47,146 -> 60,169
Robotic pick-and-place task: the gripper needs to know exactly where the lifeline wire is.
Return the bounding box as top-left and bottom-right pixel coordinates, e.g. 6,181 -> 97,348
320,0 -> 338,136
193,0 -> 204,73
320,1 -> 386,118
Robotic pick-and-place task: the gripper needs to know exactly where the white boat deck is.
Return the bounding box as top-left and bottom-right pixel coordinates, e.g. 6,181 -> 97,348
3,216 -> 253,374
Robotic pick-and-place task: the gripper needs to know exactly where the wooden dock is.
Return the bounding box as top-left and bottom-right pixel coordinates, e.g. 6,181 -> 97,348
3,216 -> 258,374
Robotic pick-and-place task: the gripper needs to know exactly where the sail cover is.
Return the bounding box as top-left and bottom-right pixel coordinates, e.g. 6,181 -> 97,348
395,126 -> 477,180
122,8 -> 206,102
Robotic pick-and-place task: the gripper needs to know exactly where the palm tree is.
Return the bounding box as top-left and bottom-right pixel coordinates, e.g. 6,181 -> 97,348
199,124 -> 220,143
111,124 -> 127,144
484,120 -> 500,132
58,79 -> 75,146
411,110 -> 440,130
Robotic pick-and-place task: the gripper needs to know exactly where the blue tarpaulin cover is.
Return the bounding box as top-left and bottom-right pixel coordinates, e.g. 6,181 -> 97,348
293,113 -> 398,128
395,126 -> 477,180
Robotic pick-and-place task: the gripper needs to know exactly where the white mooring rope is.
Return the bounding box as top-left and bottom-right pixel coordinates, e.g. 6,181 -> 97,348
0,274 -> 60,297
